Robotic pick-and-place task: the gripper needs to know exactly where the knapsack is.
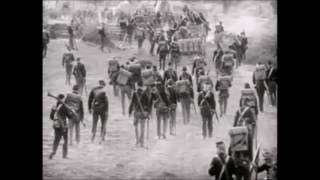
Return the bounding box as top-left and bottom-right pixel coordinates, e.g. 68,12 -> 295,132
176,80 -> 191,98
64,93 -> 81,112
141,69 -> 155,86
171,43 -> 179,53
63,53 -> 75,66
195,58 -> 206,69
117,68 -> 132,85
158,41 -> 167,52
219,76 -> 232,90
240,89 -> 256,107
254,65 -> 267,80
222,54 -> 234,67
198,75 -> 213,90
108,60 -> 119,72
136,29 -> 144,38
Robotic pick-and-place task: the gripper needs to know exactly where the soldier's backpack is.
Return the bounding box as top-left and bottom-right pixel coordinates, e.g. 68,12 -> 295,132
108,60 -> 119,73
158,41 -> 168,53
222,54 -> 234,67
198,75 -> 213,90
135,29 -> 144,39
170,42 -> 179,54
219,76 -> 232,90
228,126 -> 249,152
240,89 -> 256,107
136,59 -> 152,69
141,69 -> 155,86
129,63 -> 142,82
63,53 -> 75,66
64,93 -> 81,112
176,80 -> 191,98
254,65 -> 267,80
194,57 -> 206,69
116,68 -> 132,85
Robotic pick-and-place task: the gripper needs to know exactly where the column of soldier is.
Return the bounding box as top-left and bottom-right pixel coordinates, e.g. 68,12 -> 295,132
47,22 -> 277,180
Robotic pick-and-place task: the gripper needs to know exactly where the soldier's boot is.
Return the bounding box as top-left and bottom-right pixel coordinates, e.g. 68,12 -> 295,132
135,126 -> 140,146
224,100 -> 228,115
91,134 -> 96,142
49,152 -> 55,160
219,102 -> 223,117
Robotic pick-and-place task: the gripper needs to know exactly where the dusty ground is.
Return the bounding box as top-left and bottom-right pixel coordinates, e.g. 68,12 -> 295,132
43,37 -> 276,180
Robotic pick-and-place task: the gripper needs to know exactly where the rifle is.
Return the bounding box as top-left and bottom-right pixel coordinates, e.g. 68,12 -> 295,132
250,142 -> 261,180
47,92 -> 86,127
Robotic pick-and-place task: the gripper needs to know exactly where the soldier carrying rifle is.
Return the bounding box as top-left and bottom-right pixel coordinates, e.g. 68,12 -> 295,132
197,82 -> 218,139
129,82 -> 151,147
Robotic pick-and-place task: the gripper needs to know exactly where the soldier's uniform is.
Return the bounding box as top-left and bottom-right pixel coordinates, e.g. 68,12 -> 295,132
135,26 -> 145,52
166,80 -> 178,135
119,66 -> 133,116
266,64 -> 277,106
129,84 -> 151,147
179,68 -> 194,124
43,29 -> 50,58
49,94 -> 70,159
198,87 -> 216,139
163,64 -> 178,84
192,56 -> 207,89
62,51 -> 75,86
169,41 -> 181,70
231,100 -> 257,180
213,47 -> 224,75
64,85 -> 84,145
157,38 -> 169,70
216,78 -> 232,117
151,83 -> 170,139
209,141 -> 238,180
108,59 -> 120,97
88,81 -> 109,143
73,59 -> 86,96
252,66 -> 267,112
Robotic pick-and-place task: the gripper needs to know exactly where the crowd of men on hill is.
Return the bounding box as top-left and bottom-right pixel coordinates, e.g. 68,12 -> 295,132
44,4 -> 277,180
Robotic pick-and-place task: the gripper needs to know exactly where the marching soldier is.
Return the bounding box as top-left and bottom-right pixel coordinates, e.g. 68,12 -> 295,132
119,65 -> 133,116
151,82 -> 170,139
198,82 -> 216,139
107,57 -> 120,97
146,22 -> 156,56
166,79 -> 178,135
163,62 -> 178,85
208,141 -> 238,180
129,82 -> 151,147
266,61 -> 277,107
192,55 -> 207,87
239,31 -> 248,62
88,80 -> 109,143
64,85 -> 84,146
178,66 -> 194,124
43,27 -> 50,58
73,57 -> 87,96
231,98 -> 257,180
62,47 -> 75,86
255,151 -> 277,180
215,74 -> 232,117
213,44 -> 224,76
157,36 -> 169,70
135,25 -> 146,53
153,65 -> 164,86
179,66 -> 193,86
252,63 -> 268,112
49,94 -> 70,159
169,37 -> 181,71
239,83 -> 259,116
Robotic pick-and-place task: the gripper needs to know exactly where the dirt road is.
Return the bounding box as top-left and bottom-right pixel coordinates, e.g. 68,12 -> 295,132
43,39 -> 277,180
